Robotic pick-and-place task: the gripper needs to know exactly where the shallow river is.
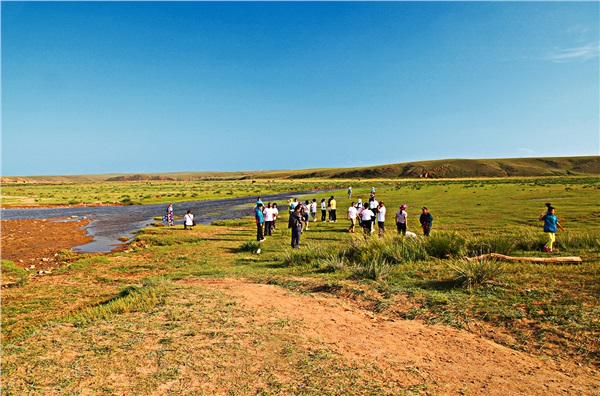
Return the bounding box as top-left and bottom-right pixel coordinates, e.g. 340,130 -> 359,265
1,192 -> 317,253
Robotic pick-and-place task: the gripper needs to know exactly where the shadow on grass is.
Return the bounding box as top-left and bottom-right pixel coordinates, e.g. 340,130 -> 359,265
418,278 -> 463,291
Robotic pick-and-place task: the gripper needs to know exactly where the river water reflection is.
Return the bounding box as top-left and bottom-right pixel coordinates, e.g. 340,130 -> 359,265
1,192 -> 316,253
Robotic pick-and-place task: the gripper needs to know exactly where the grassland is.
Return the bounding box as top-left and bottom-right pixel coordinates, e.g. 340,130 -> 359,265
2,176 -> 599,394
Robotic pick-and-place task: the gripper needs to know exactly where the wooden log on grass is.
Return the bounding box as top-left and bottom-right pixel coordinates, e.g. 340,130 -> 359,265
467,253 -> 582,264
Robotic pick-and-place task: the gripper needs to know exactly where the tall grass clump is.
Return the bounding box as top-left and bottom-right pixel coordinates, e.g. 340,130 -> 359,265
342,234 -> 428,265
69,278 -> 171,326
513,230 -> 547,252
239,240 -> 261,252
466,234 -> 518,256
424,232 -> 467,259
556,231 -> 600,251
351,255 -> 392,281
450,258 -> 505,288
318,253 -> 348,273
281,244 -> 329,267
383,235 -> 428,263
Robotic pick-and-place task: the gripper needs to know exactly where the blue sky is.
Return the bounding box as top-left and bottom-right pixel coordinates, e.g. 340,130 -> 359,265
2,1 -> 599,176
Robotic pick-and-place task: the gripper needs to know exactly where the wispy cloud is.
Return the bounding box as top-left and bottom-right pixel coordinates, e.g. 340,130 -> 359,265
545,42 -> 600,63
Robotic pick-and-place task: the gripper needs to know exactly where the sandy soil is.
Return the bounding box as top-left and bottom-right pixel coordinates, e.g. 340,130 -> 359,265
190,278 -> 599,395
1,219 -> 92,269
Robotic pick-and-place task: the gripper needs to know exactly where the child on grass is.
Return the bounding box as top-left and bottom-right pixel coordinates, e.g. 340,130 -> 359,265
539,203 -> 565,253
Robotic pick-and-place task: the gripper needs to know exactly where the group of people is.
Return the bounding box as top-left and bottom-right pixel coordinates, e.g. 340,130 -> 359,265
167,191 -> 566,255
253,199 -> 280,242
163,203 -> 196,230
345,193 -> 433,237
250,191 -> 436,249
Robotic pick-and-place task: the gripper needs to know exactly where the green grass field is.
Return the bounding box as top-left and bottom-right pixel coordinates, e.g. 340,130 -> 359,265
2,176 -> 599,394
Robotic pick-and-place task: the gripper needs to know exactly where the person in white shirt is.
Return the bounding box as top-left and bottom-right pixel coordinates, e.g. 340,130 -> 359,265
183,210 -> 194,230
360,203 -> 374,235
320,199 -> 327,222
311,199 -> 317,221
377,201 -> 387,236
263,203 -> 275,236
395,204 -> 408,235
347,202 -> 358,233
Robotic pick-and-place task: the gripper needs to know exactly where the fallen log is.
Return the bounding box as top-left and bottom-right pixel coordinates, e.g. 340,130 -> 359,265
467,253 -> 582,264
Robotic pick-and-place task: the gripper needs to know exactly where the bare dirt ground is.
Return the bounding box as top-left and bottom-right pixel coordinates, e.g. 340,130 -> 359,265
2,220 -> 599,394
1,219 -> 92,270
192,279 -> 599,395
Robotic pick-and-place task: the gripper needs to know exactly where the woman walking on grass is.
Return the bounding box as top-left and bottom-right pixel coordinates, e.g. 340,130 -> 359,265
539,203 -> 565,253
395,204 -> 408,235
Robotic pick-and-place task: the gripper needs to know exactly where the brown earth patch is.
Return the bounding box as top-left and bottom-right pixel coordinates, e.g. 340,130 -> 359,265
177,278 -> 600,395
1,218 -> 93,269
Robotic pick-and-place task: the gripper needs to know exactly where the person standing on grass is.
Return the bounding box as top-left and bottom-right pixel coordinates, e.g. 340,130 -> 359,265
356,199 -> 363,226
166,203 -> 174,226
289,198 -> 298,213
377,201 -> 387,236
360,203 -> 375,235
302,200 -> 310,231
369,196 -> 378,232
288,204 -> 303,248
395,204 -> 408,235
255,203 -> 265,242
329,196 -> 337,222
539,203 -> 565,253
347,202 -> 358,233
348,186 -> 352,199
311,199 -> 318,222
321,198 -> 327,221
263,203 -> 274,236
420,206 -> 434,236
183,210 -> 194,230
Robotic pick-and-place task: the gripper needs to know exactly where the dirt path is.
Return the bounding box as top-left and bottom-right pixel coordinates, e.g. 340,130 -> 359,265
189,279 -> 599,395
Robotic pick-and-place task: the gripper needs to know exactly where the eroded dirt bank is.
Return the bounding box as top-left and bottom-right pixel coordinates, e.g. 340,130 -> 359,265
185,278 -> 599,395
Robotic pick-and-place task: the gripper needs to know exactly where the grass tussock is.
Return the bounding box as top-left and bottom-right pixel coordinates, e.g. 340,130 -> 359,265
450,258 -> 505,288
68,278 -> 170,326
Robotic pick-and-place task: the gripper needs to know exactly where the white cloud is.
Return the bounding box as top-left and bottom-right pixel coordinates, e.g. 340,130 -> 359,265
545,42 -> 600,63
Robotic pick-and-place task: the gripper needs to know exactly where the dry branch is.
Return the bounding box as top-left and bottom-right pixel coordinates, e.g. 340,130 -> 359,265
468,253 -> 582,264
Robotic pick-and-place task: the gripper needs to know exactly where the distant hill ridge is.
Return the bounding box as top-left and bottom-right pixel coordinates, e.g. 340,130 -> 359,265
2,156 -> 598,182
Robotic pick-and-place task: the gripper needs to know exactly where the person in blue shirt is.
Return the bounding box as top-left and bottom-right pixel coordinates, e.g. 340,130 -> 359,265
539,203 -> 565,253
255,203 -> 265,242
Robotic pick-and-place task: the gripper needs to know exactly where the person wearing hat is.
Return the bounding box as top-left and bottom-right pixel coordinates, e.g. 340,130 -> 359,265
395,204 -> 409,235
419,206 -> 434,236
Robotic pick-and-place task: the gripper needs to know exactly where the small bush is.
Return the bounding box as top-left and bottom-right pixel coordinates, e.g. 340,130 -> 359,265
450,258 -> 505,288
55,248 -> 77,262
239,240 -> 261,252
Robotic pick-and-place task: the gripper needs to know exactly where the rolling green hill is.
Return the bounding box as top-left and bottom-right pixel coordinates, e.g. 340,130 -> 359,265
2,156 -> 598,182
